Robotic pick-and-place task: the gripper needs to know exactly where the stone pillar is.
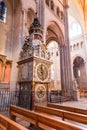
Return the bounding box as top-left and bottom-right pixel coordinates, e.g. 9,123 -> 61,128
21,9 -> 27,46
83,34 -> 87,76
60,46 -> 66,91
10,9 -> 27,90
38,0 -> 45,42
59,0 -> 76,99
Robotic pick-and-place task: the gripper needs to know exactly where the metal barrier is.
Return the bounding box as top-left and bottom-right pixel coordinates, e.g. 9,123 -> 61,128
0,90 -> 32,111
0,90 -> 74,111
0,91 -> 18,111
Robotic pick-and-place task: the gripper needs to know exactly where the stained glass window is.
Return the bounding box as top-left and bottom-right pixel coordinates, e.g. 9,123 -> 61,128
68,15 -> 82,39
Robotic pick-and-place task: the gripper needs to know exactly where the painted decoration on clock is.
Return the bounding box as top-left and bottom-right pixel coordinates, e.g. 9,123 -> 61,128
35,84 -> 47,102
36,63 -> 48,81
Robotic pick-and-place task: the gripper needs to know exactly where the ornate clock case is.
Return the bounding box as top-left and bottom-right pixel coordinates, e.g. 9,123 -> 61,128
17,17 -> 52,109
32,57 -> 52,103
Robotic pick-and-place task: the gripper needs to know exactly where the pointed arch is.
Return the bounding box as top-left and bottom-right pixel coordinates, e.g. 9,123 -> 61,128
46,21 -> 64,45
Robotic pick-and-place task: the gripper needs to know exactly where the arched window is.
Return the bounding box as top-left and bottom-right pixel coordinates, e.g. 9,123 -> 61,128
68,15 -> 82,39
57,7 -> 60,16
60,11 -> 64,20
73,57 -> 85,86
0,0 -> 7,22
80,41 -> 83,48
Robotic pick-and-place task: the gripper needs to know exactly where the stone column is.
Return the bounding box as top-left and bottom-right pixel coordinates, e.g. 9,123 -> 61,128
38,0 -> 45,42
83,34 -> 87,76
60,46 -> 66,91
10,8 -> 27,90
60,0 -> 76,99
21,9 -> 27,46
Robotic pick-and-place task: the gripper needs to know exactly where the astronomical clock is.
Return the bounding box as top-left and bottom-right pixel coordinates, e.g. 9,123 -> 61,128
17,16 -> 52,109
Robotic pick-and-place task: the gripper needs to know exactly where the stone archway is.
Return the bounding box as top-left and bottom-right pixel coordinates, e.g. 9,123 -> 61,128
73,56 -> 87,88
46,21 -> 64,45
45,19 -> 74,99
46,21 -> 64,91
47,40 -> 61,90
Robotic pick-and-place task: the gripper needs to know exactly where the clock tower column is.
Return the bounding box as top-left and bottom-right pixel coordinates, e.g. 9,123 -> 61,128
17,16 -> 52,109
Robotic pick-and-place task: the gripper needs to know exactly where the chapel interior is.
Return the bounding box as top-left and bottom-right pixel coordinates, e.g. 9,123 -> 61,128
0,0 -> 87,129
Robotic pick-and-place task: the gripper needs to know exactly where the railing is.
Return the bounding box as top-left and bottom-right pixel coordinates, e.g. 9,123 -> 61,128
0,83 -> 10,88
0,90 -> 75,111
0,91 -> 18,111
0,90 -> 33,111
49,90 -> 62,103
0,90 -> 61,111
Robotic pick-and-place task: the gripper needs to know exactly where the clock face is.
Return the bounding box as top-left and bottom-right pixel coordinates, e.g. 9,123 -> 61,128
37,63 -> 48,81
35,84 -> 47,101
36,85 -> 46,98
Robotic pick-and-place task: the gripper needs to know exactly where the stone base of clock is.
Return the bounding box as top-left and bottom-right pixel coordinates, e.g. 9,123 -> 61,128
18,82 -> 49,110
18,82 -> 32,110
31,83 -> 48,109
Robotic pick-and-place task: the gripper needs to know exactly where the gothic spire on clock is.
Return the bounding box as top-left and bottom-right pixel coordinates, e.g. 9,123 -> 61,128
29,12 -> 43,47
20,13 -> 50,60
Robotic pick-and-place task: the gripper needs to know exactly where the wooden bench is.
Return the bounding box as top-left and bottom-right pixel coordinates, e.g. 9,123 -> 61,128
47,103 -> 87,115
34,105 -> 87,125
9,105 -> 84,130
0,114 -> 28,130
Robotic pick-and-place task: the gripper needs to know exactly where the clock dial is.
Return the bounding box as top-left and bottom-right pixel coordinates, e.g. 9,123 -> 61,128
37,63 -> 48,81
36,85 -> 45,98
35,84 -> 46,100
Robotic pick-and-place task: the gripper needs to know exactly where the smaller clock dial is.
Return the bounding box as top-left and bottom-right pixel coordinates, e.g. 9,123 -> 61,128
35,84 -> 47,101
36,85 -> 45,98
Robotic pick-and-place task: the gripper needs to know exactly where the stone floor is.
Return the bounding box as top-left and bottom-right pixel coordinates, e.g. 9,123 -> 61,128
56,97 -> 87,130
61,97 -> 87,109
